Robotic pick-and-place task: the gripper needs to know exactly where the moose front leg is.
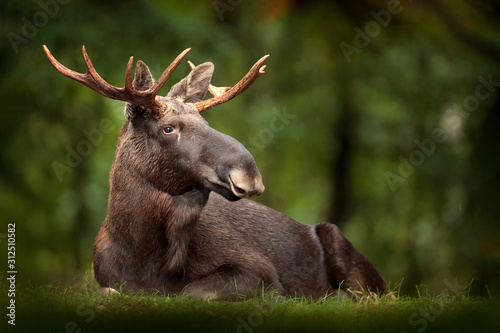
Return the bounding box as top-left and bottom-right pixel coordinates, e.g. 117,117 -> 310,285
182,265 -> 283,301
314,223 -> 387,294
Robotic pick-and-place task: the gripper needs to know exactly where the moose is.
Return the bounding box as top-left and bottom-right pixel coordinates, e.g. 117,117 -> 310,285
43,45 -> 387,300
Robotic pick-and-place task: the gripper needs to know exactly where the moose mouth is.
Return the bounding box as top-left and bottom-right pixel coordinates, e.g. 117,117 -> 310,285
205,180 -> 242,202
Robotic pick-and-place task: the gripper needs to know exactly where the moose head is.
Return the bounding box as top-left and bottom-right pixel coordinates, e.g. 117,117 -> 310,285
43,46 -> 267,201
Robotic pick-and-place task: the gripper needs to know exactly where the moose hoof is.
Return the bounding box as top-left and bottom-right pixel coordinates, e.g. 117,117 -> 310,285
98,287 -> 120,296
183,290 -> 219,301
333,288 -> 348,302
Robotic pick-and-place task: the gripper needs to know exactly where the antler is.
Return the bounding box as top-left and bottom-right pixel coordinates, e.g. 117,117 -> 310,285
188,55 -> 269,112
43,45 -> 190,115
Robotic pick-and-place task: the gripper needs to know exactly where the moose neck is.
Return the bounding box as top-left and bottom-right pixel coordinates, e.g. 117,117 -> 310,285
106,123 -> 209,276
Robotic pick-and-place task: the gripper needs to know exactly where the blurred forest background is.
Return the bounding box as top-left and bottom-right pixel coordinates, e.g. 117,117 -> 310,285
1,0 -> 499,296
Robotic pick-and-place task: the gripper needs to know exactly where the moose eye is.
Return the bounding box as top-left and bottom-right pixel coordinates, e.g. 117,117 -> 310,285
163,126 -> 175,135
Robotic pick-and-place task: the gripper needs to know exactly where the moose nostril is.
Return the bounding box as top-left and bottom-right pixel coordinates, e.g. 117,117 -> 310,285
228,169 -> 264,198
228,171 -> 249,198
229,176 -> 248,197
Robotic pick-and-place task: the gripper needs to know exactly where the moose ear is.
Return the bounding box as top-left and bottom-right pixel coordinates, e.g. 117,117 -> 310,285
167,62 -> 214,103
133,60 -> 154,90
124,60 -> 154,119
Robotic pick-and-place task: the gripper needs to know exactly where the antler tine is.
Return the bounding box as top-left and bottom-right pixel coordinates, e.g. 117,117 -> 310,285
80,45 -> 131,101
81,46 -> 191,107
43,45 -> 103,95
43,45 -> 138,102
43,45 -> 191,111
149,48 -> 191,96
124,56 -> 135,93
192,55 -> 270,112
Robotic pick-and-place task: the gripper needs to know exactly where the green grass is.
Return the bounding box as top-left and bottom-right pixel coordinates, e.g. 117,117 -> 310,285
3,279 -> 500,333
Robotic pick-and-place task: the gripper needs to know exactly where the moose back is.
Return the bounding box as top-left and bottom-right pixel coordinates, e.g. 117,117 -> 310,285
44,46 -> 387,300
